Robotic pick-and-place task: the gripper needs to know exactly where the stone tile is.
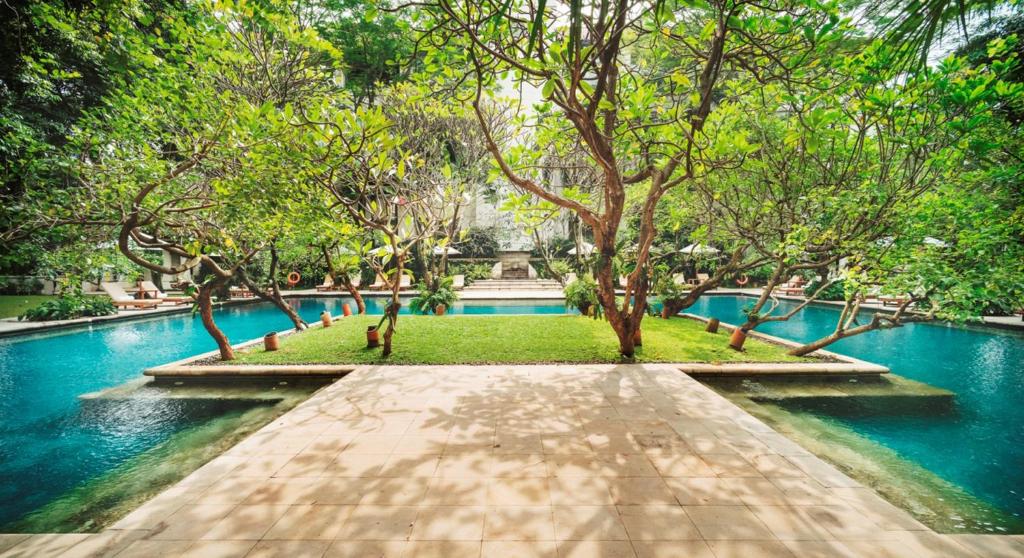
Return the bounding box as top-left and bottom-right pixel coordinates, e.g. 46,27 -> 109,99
0,537 -> 28,555
264,504 -> 355,540
541,435 -> 595,456
435,453 -> 491,478
196,476 -> 266,505
406,541 -> 481,558
276,451 -> 337,478
323,540 -> 408,557
342,435 -> 405,455
662,478 -> 744,506
718,478 -> 790,506
58,529 -> 147,558
555,540 -> 637,558
379,454 -> 442,478
889,531 -> 982,558
548,477 -> 615,506
631,541 -> 716,558
617,505 -> 700,541
423,477 -> 489,506
698,454 -> 761,478
490,454 -> 548,477
310,477 -> 372,505
683,506 -> 775,540
606,478 -> 677,506
246,539 -> 331,558
113,539 -> 192,558
749,455 -> 805,478
324,453 -> 388,477
243,478 -> 321,506
200,504 -> 291,540
802,505 -> 890,540
359,477 -> 431,505
483,506 -> 555,541
645,453 -> 716,478
481,541 -> 557,558
180,540 -> 256,558
0,534 -> 91,558
233,454 -> 295,477
410,507 -> 486,541
748,505 -> 833,540
148,504 -> 236,540
334,505 -> 419,541
486,478 -> 551,506
704,540 -> 795,558
586,433 -> 644,454
781,540 -> 861,558
551,506 -> 628,541
949,534 -> 1024,558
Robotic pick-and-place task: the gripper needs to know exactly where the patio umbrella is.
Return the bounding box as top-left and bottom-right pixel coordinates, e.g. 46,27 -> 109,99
680,243 -> 720,256
568,242 -> 595,255
432,246 -> 461,255
923,237 -> 948,248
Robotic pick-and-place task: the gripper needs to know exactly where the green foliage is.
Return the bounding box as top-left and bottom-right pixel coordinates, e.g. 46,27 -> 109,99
18,293 -> 115,321
564,276 -> 599,316
653,274 -> 691,304
804,279 -> 847,301
455,227 -> 500,258
409,276 -> 459,314
448,262 -> 493,283
0,277 -> 45,295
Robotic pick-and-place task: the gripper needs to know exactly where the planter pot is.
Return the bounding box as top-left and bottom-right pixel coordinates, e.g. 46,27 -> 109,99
342,303 -> 352,317
435,304 -> 446,316
579,303 -> 591,316
729,327 -> 747,351
661,307 -> 670,319
705,318 -> 720,334
366,326 -> 380,348
263,332 -> 279,351
320,311 -> 332,327
632,328 -> 642,347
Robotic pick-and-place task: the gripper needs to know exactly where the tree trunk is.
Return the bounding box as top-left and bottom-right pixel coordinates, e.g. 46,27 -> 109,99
198,278 -> 234,360
340,276 -> 365,314
592,231 -> 642,358
381,256 -> 404,358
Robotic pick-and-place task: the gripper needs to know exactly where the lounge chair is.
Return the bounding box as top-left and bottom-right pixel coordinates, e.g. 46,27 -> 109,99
399,275 -> 412,290
100,282 -> 161,310
879,295 -> 910,307
369,273 -> 387,290
229,286 -> 254,298
687,273 -> 710,286
348,275 -> 361,289
140,281 -> 193,305
673,273 -> 688,286
452,275 -> 465,290
315,275 -> 334,292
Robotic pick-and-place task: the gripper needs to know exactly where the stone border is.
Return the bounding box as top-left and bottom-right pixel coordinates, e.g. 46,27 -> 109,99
678,313 -> 890,376
145,364 -> 354,378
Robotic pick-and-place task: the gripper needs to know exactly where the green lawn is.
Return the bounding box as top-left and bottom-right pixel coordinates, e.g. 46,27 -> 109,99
235,314 -> 806,365
0,295 -> 57,319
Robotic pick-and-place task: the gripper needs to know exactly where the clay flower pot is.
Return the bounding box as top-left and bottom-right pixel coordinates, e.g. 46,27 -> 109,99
320,311 -> 332,327
366,326 -> 380,348
729,327 -> 748,351
435,304 -> 446,316
342,303 -> 352,317
705,318 -> 720,333
661,307 -> 671,319
632,328 -> 642,347
263,332 -> 279,351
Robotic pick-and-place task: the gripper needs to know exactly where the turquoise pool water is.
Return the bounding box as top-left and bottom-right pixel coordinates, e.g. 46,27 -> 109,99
687,295 -> 1024,531
0,297 -> 567,527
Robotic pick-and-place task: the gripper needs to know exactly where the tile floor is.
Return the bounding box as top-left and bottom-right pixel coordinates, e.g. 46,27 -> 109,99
2,364 -> 1022,558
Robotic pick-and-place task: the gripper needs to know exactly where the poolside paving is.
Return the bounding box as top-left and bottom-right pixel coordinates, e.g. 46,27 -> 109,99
2,363 -> 1020,558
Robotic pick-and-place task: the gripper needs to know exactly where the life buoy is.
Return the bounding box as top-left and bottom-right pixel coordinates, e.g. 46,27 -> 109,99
287,271 -> 301,286
736,274 -> 749,286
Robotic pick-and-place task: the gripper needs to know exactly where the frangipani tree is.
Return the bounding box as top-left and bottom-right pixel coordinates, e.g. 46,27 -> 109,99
411,0 -> 841,357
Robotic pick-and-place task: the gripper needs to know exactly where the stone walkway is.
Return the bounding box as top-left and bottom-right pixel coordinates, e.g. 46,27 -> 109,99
2,364 -> 1022,558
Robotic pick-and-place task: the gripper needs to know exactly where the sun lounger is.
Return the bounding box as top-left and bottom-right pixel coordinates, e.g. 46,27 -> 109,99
229,286 -> 254,298
879,295 -> 910,307
100,282 -> 161,310
687,273 -> 710,286
452,275 -> 465,290
316,275 -> 334,292
140,281 -> 193,305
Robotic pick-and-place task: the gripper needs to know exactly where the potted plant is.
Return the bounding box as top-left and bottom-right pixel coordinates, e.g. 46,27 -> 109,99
564,275 -> 600,317
410,276 -> 459,315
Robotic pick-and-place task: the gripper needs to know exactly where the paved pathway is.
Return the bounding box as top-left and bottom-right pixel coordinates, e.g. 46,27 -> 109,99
2,364 -> 1022,557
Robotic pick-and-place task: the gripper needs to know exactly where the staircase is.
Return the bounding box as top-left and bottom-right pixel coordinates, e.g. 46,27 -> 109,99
464,279 -> 563,291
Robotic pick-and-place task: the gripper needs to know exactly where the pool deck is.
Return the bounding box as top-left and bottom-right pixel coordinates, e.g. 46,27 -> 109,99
3,363 -> 1021,558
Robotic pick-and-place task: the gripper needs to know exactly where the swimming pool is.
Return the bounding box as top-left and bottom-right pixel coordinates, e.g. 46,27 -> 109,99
0,297 -> 570,528
687,295 -> 1024,531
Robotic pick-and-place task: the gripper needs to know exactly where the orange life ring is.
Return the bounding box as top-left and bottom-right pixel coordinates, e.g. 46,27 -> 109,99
287,271 -> 301,286
736,274 -> 749,286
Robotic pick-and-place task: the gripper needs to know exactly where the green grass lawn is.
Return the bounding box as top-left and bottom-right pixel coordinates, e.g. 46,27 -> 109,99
235,314 -> 806,365
0,295 -> 57,319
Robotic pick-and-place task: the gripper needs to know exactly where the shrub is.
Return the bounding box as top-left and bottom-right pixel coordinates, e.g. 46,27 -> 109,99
19,294 -> 116,321
564,276 -> 600,316
448,262 -> 492,283
654,274 -> 691,304
409,277 -> 459,314
803,279 -> 847,301
456,227 -> 500,258
0,276 -> 45,295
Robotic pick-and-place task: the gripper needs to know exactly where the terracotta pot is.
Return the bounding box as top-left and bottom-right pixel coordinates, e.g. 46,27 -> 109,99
263,332 -> 279,351
366,326 -> 380,348
705,318 -> 720,334
729,327 -> 747,351
435,304 -> 446,316
632,328 -> 642,347
661,307 -> 670,319
342,303 -> 352,317
320,311 -> 332,327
